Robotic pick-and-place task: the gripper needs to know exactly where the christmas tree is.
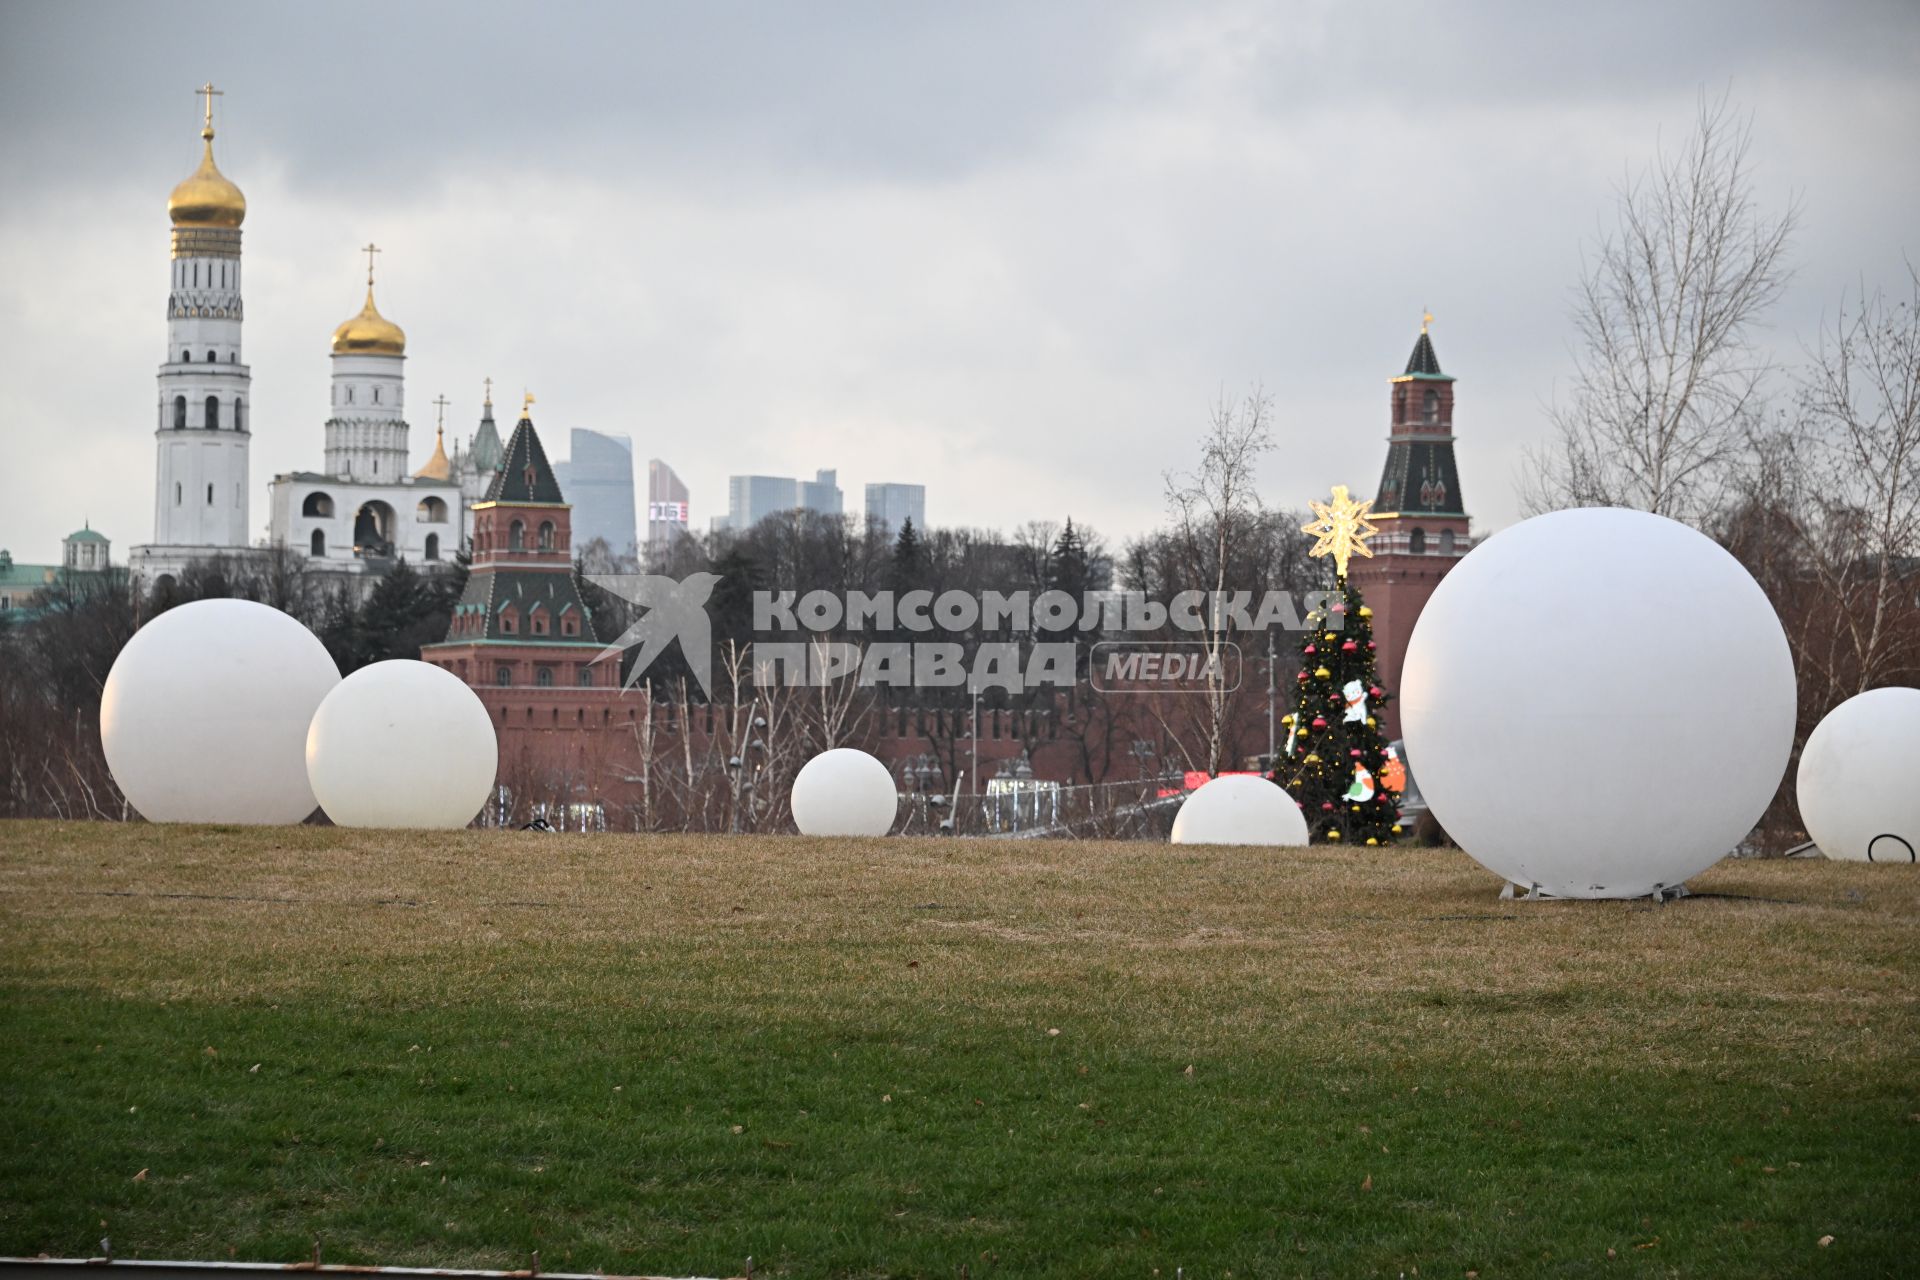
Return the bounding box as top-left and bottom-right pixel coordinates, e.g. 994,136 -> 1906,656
1274,487 -> 1403,845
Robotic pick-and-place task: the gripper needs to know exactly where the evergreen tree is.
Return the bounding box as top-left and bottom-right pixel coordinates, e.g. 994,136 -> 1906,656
315,583 -> 362,674
888,517 -> 923,593
355,559 -> 452,667
573,555 -> 623,645
1047,517 -> 1092,601
1273,573 -> 1403,845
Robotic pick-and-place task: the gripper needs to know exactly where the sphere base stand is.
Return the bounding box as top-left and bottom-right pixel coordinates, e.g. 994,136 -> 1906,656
1499,881 -> 1692,904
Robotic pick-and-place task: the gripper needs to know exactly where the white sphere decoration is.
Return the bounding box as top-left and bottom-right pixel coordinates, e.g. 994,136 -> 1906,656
790,747 -> 898,837
1171,775 -> 1310,846
101,598 -> 340,824
306,660 -> 498,829
1796,687 -> 1920,863
1401,508 -> 1796,898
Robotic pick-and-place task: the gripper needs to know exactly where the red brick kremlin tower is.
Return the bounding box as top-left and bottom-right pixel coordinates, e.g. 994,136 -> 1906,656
423,402 -> 638,810
1349,318 -> 1473,737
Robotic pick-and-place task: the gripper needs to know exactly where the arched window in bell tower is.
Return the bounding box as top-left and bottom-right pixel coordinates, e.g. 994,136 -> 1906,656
206,349 -> 216,363
1422,389 -> 1439,424
173,396 -> 186,430
234,399 -> 244,432
1409,527 -> 1427,554
205,396 -> 220,430
509,520 -> 526,551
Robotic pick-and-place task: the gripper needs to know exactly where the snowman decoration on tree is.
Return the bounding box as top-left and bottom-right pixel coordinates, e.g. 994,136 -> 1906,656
1275,485 -> 1403,845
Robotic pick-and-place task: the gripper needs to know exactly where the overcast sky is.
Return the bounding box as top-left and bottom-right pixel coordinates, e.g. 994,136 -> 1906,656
2,0 -> 1916,564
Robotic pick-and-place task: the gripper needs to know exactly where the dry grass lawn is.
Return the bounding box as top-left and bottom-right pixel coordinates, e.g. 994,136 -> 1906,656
2,821 -> 1916,1277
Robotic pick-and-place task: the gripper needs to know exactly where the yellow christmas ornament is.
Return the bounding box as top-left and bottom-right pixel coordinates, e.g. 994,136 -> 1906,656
1391,824 -> 1403,834
1366,716 -> 1377,728
1314,666 -> 1331,679
1327,830 -> 1342,841
1301,484 -> 1381,579
1358,606 -> 1373,618
1303,753 -> 1321,764
1366,837 -> 1379,846
1324,631 -> 1338,641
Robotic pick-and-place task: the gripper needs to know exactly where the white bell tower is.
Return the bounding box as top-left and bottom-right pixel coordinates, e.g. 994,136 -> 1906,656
324,243 -> 410,481
153,82 -> 251,549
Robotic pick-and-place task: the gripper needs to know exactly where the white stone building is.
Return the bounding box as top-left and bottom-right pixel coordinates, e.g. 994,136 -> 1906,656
129,89 -> 501,596
129,87 -> 255,588
266,252 -> 464,578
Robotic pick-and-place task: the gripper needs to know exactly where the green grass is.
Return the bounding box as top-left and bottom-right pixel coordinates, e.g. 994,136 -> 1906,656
2,822 -> 1916,1278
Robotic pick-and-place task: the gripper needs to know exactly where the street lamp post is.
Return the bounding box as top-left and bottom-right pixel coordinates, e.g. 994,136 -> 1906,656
1267,629 -> 1277,769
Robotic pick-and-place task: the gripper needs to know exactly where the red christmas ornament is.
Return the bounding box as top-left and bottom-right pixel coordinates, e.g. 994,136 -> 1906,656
1311,717 -> 1328,728
1349,749 -> 1362,757
1330,602 -> 1347,613
1320,801 -> 1334,811
1369,686 -> 1383,697
1366,642 -> 1376,650
1296,672 -> 1308,682
1304,644 -> 1317,655
1341,641 -> 1357,652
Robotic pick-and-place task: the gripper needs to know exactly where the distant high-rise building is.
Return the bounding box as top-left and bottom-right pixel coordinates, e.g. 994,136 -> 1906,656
647,458 -> 690,559
864,482 -> 925,538
801,469 -> 843,517
724,467 -> 841,530
563,428 -> 638,561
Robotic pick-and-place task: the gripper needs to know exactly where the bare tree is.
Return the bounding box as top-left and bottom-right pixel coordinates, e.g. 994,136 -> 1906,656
1163,387 -> 1276,775
1524,92 -> 1798,525
1796,267 -> 1920,699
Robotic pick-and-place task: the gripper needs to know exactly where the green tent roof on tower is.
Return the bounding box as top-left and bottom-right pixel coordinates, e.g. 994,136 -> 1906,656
485,412 -> 567,505
469,394 -> 504,476
1398,327 -> 1455,382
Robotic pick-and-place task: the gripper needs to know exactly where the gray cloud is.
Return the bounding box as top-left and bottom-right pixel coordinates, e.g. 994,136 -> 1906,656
1,0 -> 1916,564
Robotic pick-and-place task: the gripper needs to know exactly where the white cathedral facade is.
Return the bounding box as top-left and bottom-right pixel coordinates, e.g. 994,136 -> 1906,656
131,88 -> 502,592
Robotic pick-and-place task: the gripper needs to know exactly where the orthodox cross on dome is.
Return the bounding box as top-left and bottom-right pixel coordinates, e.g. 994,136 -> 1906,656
361,242 -> 381,287
196,82 -> 223,136
483,376 -> 493,407
433,394 -> 450,431
1302,484 -> 1380,580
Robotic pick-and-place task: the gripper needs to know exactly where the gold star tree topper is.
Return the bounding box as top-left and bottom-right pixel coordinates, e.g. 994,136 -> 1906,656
1301,485 -> 1380,579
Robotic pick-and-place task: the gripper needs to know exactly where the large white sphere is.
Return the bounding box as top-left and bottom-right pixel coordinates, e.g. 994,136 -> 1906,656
306,660 -> 498,829
1797,687 -> 1920,863
1171,775 -> 1310,846
790,748 -> 898,837
101,598 -> 340,824
1401,508 -> 1796,898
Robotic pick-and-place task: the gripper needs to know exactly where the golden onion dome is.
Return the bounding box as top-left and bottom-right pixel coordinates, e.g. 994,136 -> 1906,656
331,285 -> 407,356
168,127 -> 246,228
414,426 -> 451,481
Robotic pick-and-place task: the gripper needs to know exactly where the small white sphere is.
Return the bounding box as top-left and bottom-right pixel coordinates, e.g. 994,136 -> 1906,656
790,748 -> 898,837
306,660 -> 498,829
1401,508 -> 1796,898
101,598 -> 340,824
1797,687 -> 1920,863
1171,775 -> 1309,846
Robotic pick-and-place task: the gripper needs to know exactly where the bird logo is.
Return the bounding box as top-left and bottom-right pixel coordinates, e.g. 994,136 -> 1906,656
587,572 -> 721,697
